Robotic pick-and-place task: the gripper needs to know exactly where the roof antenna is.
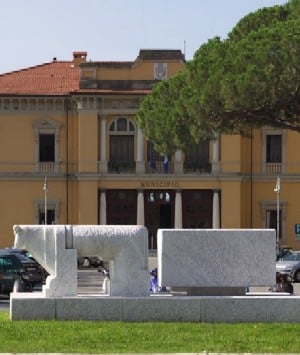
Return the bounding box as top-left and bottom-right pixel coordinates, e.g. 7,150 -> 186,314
183,40 -> 186,59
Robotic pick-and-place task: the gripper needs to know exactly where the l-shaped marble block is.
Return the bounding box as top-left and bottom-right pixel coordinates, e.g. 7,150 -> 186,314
13,224 -> 149,297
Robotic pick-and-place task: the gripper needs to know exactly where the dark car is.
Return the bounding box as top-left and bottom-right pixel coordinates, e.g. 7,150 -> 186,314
0,250 -> 46,294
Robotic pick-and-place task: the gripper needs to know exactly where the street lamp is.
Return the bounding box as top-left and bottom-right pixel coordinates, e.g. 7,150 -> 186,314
43,174 -> 48,225
274,175 -> 280,243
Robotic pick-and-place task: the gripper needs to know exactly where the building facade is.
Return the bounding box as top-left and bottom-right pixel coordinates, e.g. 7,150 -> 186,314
0,50 -> 299,250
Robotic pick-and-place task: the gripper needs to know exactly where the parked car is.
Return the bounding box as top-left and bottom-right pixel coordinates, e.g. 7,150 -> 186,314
276,251 -> 300,283
0,249 -> 47,294
77,256 -> 103,268
276,245 -> 292,261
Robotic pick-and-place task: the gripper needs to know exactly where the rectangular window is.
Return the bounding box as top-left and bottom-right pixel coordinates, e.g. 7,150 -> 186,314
184,141 -> 210,172
266,135 -> 282,163
39,134 -> 55,162
39,209 -> 55,225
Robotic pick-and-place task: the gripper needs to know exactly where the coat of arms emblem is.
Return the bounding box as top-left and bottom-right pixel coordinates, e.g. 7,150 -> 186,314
154,63 -> 167,80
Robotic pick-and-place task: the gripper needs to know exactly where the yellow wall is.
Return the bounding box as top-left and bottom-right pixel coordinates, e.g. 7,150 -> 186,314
78,110 -> 98,172
77,181 -> 98,224
220,181 -> 242,228
220,135 -> 242,173
92,61 -> 184,81
251,129 -> 263,175
0,180 -> 66,245
0,113 -> 36,172
286,130 -> 300,174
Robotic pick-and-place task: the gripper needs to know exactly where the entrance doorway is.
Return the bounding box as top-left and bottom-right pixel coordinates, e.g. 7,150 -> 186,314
144,190 -> 174,249
160,204 -> 172,228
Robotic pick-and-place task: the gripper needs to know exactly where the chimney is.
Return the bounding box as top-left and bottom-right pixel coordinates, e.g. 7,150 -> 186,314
73,51 -> 87,66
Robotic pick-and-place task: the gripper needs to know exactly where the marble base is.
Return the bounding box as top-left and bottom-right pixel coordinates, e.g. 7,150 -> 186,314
10,293 -> 300,322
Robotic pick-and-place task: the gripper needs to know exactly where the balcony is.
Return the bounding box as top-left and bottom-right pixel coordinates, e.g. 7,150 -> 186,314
105,160 -> 212,174
38,161 -> 58,174
145,161 -> 174,174
266,163 -> 282,175
108,161 -> 136,174
183,161 -> 212,174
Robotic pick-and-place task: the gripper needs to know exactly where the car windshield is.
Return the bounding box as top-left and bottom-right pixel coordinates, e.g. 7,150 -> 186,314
281,253 -> 300,261
0,251 -> 34,263
15,254 -> 33,261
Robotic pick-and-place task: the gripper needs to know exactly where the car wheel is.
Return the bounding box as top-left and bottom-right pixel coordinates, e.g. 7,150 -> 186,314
13,279 -> 26,293
293,270 -> 300,283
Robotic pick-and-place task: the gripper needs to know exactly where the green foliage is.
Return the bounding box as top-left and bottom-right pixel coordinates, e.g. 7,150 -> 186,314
228,5 -> 290,41
136,70 -> 195,155
1,312 -> 300,353
136,0 -> 300,153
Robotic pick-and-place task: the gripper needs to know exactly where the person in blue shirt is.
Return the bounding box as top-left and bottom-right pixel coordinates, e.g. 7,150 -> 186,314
150,268 -> 166,293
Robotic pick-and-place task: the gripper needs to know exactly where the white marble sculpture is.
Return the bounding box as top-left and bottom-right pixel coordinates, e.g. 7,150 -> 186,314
13,224 -> 149,297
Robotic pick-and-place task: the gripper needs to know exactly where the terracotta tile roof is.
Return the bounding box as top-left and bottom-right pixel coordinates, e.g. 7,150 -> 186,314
0,61 -> 80,95
0,49 -> 185,96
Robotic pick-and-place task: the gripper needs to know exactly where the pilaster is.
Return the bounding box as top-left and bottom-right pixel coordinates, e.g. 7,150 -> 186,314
212,135 -> 220,173
212,189 -> 220,228
99,189 -> 107,225
174,150 -> 183,174
175,189 -> 183,228
136,128 -> 145,174
137,189 -> 145,225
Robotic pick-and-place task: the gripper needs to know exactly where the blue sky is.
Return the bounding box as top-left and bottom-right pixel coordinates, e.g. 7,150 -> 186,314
0,0 -> 287,74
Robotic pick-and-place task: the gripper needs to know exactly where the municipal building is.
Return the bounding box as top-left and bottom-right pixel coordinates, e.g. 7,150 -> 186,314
0,50 -> 299,250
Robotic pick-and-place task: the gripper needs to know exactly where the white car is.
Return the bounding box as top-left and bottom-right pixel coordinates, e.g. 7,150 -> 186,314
276,251 -> 300,283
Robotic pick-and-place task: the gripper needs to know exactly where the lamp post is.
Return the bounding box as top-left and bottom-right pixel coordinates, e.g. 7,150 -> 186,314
274,175 -> 280,243
43,174 -> 48,225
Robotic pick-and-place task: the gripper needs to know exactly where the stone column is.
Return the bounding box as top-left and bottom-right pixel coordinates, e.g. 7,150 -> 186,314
136,128 -> 145,174
175,189 -> 183,228
99,114 -> 107,173
212,134 -> 220,173
99,189 -> 107,225
212,189 -> 220,228
137,189 -> 145,225
174,150 -> 183,174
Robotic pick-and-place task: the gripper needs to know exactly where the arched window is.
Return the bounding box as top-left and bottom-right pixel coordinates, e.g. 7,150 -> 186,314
108,117 -> 136,173
109,117 -> 135,133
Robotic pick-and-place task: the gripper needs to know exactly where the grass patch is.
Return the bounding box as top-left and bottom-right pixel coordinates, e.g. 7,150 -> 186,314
0,312 -> 300,353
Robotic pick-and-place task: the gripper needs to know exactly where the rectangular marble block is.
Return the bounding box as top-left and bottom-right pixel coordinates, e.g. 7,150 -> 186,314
157,229 -> 276,288
10,294 -> 300,322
